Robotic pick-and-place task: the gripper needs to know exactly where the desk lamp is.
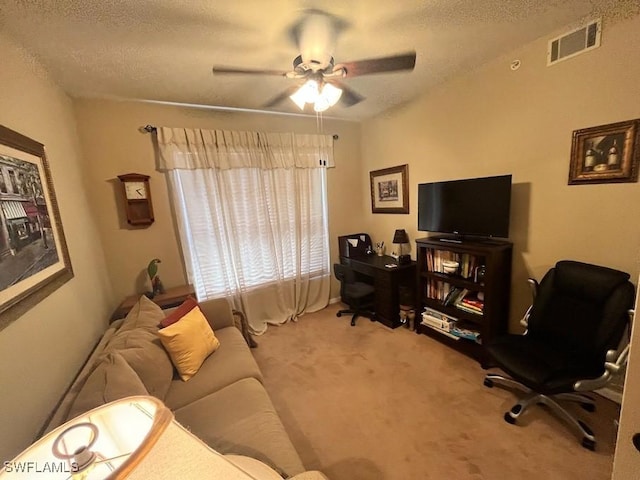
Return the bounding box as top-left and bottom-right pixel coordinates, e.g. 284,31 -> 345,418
393,229 -> 411,265
0,396 -> 282,480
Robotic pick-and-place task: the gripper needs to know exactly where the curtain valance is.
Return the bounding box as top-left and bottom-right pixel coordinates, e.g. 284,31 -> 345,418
156,127 -> 334,170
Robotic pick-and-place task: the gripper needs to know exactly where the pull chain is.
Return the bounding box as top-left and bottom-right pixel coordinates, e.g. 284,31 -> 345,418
316,110 -> 324,133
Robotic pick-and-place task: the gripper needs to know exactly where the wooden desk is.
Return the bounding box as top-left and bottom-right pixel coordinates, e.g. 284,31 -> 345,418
111,284 -> 195,321
340,255 -> 416,329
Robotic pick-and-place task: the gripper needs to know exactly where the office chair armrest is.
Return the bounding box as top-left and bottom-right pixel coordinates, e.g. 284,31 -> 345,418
574,346 -> 628,391
520,278 -> 539,331
574,309 -> 634,392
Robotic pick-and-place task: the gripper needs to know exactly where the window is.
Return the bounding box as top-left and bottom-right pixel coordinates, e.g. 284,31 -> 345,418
157,127 -> 333,331
171,166 -> 329,298
8,170 -> 18,193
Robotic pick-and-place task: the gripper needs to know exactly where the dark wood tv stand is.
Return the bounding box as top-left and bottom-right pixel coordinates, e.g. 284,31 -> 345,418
415,236 -> 512,365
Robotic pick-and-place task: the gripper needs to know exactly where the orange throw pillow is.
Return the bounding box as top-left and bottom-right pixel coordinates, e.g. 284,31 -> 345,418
159,296 -> 199,328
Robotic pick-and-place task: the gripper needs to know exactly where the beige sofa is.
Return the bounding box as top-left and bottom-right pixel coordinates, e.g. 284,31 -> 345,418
44,295 -> 325,479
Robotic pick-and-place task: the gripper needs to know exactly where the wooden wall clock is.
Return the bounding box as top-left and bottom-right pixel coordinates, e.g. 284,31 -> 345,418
117,173 -> 154,226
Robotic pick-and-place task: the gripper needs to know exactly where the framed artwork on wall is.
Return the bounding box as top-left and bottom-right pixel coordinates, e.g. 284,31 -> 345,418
568,118 -> 640,185
0,125 -> 74,331
370,164 -> 409,214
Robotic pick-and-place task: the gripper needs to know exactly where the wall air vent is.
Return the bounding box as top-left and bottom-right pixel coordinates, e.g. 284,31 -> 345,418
547,19 -> 601,66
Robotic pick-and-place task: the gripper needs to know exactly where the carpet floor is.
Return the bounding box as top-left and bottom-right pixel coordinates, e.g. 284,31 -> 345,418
252,303 -> 620,480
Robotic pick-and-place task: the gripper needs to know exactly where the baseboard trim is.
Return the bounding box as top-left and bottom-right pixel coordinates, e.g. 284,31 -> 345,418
329,297 -> 341,305
597,387 -> 623,404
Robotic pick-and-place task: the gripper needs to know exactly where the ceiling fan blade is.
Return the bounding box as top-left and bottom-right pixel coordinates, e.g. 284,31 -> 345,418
335,51 -> 416,77
329,80 -> 365,107
212,66 -> 289,76
263,85 -> 301,108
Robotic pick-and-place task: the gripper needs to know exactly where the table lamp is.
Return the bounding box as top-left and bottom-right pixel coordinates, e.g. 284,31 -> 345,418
393,229 -> 411,265
0,396 -> 282,480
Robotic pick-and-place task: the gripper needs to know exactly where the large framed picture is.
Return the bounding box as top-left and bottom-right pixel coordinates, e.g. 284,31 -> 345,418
0,125 -> 73,330
568,119 -> 640,185
370,164 -> 409,214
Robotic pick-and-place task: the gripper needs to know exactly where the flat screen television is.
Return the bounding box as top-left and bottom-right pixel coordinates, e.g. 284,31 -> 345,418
417,174 -> 512,239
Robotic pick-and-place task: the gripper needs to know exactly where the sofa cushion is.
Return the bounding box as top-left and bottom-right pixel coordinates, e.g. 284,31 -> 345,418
163,326 -> 263,410
158,306 -> 220,381
119,295 -> 166,333
159,296 -> 199,328
174,377 -> 305,478
102,328 -> 174,400
65,352 -> 148,421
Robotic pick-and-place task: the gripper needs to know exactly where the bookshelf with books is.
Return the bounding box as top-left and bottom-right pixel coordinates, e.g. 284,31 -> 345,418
415,236 -> 512,364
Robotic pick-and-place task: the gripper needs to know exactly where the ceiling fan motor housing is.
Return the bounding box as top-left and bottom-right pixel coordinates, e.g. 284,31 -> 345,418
297,11 -> 336,70
293,54 -> 338,74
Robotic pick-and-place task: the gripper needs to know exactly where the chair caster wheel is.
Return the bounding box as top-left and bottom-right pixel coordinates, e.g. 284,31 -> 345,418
581,403 -> 596,413
336,312 -> 342,317
581,437 -> 596,451
483,378 -> 494,388
350,319 -> 356,327
504,412 -> 516,425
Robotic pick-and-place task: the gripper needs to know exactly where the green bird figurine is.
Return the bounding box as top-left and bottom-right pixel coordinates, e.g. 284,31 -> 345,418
147,258 -> 161,281
146,258 -> 165,297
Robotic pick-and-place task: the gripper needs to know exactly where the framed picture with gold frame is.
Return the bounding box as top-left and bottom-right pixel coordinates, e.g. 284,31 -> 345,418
568,119 -> 640,185
370,164 -> 409,214
0,125 -> 73,330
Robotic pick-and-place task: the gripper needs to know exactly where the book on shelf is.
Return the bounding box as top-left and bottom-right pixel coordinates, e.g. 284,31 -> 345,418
421,308 -> 480,343
450,324 -> 481,343
420,320 -> 460,340
426,279 -> 454,302
461,294 -> 484,310
426,249 -> 461,274
421,311 -> 455,332
453,291 -> 484,315
444,287 -> 467,306
423,306 -> 458,323
426,249 -> 482,280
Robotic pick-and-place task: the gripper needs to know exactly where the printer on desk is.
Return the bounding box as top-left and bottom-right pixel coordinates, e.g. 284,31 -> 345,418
338,233 -> 373,259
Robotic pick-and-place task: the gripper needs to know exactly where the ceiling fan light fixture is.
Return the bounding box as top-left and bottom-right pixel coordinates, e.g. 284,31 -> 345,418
313,97 -> 331,112
314,83 -> 342,112
320,82 -> 342,106
290,90 -> 307,110
290,79 -> 319,110
291,80 -> 343,112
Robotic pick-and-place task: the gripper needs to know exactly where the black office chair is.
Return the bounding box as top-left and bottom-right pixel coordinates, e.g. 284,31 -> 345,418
333,263 -> 375,326
483,260 -> 635,450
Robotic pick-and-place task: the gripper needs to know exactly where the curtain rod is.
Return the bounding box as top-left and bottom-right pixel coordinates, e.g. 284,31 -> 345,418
139,125 -> 339,140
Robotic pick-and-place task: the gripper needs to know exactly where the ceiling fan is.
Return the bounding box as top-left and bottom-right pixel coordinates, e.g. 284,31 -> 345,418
211,11 -> 416,112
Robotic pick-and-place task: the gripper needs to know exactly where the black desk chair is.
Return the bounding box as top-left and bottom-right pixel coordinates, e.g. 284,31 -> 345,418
483,260 -> 635,450
333,263 -> 375,326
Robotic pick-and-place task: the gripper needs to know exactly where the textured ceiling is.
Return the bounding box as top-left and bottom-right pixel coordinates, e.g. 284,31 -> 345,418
0,0 -> 629,120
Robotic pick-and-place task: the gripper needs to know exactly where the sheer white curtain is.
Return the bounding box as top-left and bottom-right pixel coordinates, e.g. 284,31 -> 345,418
156,128 -> 334,334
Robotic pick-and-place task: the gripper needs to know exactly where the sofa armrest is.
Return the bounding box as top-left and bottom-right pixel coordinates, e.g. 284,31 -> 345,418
198,298 -> 235,331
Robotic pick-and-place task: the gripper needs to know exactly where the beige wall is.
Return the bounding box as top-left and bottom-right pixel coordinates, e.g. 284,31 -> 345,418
72,99 -> 364,302
362,13 -> 640,330
0,34 -> 113,461
3,11 -> 638,462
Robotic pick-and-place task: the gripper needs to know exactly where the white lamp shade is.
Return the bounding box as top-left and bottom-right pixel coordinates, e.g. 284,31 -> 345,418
313,83 -> 343,112
313,96 -> 330,112
289,88 -> 308,110
0,396 -> 281,480
320,83 -> 342,107
290,79 -> 319,110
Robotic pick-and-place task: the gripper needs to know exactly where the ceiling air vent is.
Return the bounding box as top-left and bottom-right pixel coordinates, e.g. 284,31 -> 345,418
547,19 -> 601,66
